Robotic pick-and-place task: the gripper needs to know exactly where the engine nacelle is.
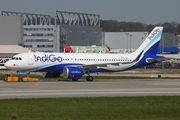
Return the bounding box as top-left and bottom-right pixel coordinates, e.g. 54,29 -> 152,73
63,67 -> 84,79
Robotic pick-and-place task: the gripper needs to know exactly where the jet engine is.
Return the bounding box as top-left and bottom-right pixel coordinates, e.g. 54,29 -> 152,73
63,67 -> 84,80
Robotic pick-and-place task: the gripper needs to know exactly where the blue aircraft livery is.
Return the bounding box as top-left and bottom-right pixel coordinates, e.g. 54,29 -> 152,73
34,54 -> 62,62
148,29 -> 160,40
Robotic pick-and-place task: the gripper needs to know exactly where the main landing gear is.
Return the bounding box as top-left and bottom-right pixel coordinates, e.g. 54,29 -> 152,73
86,76 -> 94,81
86,71 -> 94,81
71,69 -> 94,81
85,68 -> 94,81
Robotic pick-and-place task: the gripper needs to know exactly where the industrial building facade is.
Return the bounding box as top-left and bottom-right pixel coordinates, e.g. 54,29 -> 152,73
0,11 -> 102,53
103,32 -> 148,50
54,11 -> 102,52
0,15 -> 23,45
23,25 -> 54,52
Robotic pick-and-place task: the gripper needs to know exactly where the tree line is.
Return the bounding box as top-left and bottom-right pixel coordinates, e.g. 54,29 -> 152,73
100,20 -> 180,34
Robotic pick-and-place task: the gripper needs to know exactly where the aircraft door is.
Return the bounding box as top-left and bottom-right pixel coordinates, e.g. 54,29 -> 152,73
70,57 -> 76,63
70,58 -> 74,62
27,54 -> 33,65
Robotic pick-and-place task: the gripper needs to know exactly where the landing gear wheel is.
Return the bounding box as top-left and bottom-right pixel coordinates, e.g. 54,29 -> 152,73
72,78 -> 78,81
86,76 -> 94,81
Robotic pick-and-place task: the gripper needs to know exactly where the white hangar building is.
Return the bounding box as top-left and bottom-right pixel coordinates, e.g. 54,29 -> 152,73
102,32 -> 148,53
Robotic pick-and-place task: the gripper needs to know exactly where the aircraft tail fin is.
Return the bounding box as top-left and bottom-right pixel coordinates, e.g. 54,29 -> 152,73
133,27 -> 163,57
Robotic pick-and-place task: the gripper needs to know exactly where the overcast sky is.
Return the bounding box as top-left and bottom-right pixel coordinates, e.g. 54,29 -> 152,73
0,0 -> 179,24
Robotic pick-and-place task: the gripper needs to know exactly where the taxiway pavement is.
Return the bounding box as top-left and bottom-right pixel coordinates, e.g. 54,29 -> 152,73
0,79 -> 180,99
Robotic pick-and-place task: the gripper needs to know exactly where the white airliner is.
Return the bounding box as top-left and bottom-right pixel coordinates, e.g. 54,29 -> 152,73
5,27 -> 166,81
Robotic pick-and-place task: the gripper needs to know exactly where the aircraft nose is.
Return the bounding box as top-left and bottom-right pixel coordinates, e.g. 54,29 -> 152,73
5,61 -> 18,70
4,61 -> 11,69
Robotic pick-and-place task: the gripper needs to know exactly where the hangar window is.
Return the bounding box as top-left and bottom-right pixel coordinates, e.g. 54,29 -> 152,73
24,45 -> 32,48
24,28 -> 28,31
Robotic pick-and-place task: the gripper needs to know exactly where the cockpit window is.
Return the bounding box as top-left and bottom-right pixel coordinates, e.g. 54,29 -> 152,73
12,57 -> 22,60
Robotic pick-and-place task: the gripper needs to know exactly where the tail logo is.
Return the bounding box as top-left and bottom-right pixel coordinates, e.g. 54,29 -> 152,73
148,29 -> 160,40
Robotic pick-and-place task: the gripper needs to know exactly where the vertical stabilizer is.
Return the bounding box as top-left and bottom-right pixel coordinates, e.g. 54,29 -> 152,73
133,27 -> 163,56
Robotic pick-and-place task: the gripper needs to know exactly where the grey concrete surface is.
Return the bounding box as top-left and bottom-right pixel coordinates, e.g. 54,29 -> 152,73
1,69 -> 180,99
0,79 -> 180,99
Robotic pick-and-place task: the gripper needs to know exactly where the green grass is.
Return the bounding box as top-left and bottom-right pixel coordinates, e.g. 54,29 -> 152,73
0,96 -> 180,120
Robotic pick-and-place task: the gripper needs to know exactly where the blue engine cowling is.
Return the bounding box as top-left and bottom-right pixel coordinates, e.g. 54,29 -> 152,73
63,67 -> 84,79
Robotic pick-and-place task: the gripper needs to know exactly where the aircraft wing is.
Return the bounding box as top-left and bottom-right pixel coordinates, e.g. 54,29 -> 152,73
81,61 -> 136,68
65,61 -> 136,68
